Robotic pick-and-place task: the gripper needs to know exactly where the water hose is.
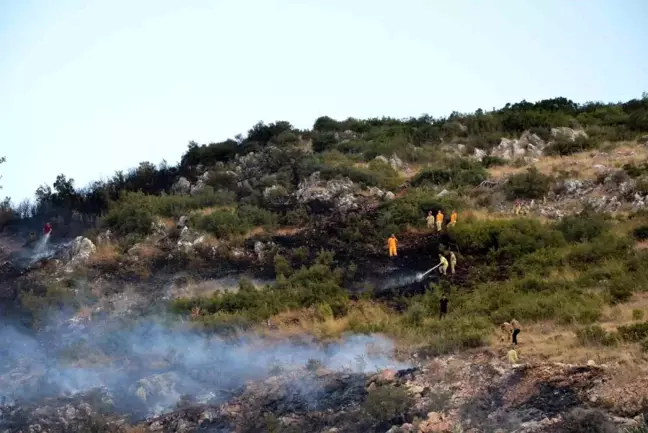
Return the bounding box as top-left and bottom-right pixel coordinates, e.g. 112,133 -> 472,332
416,263 -> 441,281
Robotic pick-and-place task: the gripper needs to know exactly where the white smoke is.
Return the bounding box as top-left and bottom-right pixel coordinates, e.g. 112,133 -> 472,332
0,314 -> 410,418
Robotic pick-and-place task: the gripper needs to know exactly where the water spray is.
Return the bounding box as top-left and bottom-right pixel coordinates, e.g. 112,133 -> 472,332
415,263 -> 441,281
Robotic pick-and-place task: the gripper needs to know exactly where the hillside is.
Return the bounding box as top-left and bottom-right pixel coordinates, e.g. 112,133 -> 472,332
2,95 -> 648,432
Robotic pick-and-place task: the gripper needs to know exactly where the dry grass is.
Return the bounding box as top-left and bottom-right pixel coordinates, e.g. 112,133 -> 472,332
505,293 -> 648,365
261,301 -> 391,341
488,142 -> 647,181
89,243 -> 120,266
196,205 -> 235,216
274,226 -> 304,236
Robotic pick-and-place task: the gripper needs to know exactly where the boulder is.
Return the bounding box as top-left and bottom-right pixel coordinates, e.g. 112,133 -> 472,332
171,177 -> 191,195
67,237 -> 96,265
296,172 -> 358,211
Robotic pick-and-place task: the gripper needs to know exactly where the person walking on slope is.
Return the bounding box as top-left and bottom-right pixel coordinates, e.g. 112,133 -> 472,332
44,222 -> 52,236
449,210 -> 457,228
387,234 -> 398,257
436,210 -> 444,232
438,254 -> 449,275
449,251 -> 457,275
511,318 -> 522,345
514,200 -> 521,216
426,211 -> 435,229
439,294 -> 449,319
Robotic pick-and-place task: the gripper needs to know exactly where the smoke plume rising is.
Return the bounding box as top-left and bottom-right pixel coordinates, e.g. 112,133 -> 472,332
0,312 -> 410,418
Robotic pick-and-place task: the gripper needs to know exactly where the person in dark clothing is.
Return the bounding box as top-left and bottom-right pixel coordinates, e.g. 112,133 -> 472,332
511,318 -> 521,345
439,294 -> 449,319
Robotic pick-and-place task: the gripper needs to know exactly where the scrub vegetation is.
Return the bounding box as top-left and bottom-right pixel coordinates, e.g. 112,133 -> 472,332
3,94 -> 648,361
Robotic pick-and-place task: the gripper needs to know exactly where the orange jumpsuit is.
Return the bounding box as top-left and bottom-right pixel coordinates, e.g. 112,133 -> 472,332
388,236 -> 398,257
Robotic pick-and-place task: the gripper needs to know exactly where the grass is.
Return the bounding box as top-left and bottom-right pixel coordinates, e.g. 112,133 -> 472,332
488,142 -> 648,181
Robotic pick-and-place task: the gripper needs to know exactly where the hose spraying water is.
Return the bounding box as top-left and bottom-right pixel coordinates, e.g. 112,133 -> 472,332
415,263 -> 441,281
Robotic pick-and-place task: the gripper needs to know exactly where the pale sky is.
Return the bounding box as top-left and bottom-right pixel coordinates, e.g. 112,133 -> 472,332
1,0 -> 646,202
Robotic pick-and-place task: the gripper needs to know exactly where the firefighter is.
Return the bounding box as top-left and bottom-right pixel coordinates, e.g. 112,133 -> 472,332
426,211 -> 435,229
387,234 -> 398,257
436,210 -> 444,232
449,251 -> 457,275
44,222 -> 52,236
514,200 -> 521,216
439,254 -> 449,275
449,210 -> 457,227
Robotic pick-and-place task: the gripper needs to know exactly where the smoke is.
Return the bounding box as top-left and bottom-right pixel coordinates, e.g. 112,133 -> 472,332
0,312 -> 410,418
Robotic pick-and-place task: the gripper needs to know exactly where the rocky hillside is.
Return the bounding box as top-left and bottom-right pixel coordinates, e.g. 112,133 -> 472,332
2,96 -> 648,432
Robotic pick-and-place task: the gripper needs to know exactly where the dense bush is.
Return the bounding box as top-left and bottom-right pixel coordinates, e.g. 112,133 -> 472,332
546,135 -> 598,156
554,209 -> 609,243
504,167 -> 552,199
410,159 -> 487,188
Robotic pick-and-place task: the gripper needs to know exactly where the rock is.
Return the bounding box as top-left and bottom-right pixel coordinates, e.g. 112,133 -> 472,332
171,176 -> 192,195
190,178 -> 207,195
551,127 -> 588,141
384,191 -> 396,200
388,154 -> 404,171
176,215 -> 188,230
419,411 -> 452,432
96,230 -> 112,245
296,172 -> 358,211
436,189 -> 450,198
369,187 -> 385,198
65,237 -> 96,271
254,241 -> 266,262
473,148 -> 486,161
263,185 -> 290,204
640,135 -> 648,146
374,155 -> 389,165
373,368 -> 397,385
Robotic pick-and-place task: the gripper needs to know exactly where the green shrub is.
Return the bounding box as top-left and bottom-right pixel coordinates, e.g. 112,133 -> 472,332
102,191 -> 154,237
481,155 -> 507,168
364,385 -> 413,424
554,210 -> 610,243
546,135 -> 597,156
191,210 -> 249,238
576,325 -> 618,346
633,309 -> 645,321
410,159 -> 486,188
504,167 -> 552,199
312,132 -> 338,153
617,322 -> 648,342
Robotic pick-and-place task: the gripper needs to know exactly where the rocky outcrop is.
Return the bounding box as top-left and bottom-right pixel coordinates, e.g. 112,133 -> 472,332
551,127 -> 588,142
491,131 -> 547,161
64,236 -> 96,272
296,172 -> 359,211
171,176 -> 192,195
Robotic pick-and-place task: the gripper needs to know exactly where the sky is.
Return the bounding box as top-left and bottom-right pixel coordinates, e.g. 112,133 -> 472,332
1,0 -> 646,203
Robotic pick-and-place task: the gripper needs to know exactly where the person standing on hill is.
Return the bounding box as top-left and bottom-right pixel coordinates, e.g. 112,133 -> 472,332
426,211 -> 435,229
436,210 -> 444,232
449,251 -> 457,275
387,234 -> 398,257
511,318 -> 522,345
449,210 -> 457,227
438,254 -> 449,275
439,294 -> 449,319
